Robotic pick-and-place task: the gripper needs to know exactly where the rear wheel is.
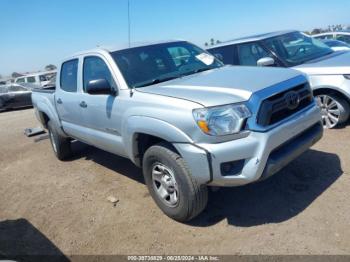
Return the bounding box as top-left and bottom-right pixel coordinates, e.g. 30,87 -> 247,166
142,142 -> 208,222
316,94 -> 350,128
47,120 -> 72,160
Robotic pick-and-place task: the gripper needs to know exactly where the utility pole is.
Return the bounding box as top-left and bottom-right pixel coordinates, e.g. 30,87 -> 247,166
128,0 -> 131,47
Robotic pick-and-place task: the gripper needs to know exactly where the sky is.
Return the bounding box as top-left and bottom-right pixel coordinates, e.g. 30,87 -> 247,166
0,0 -> 349,76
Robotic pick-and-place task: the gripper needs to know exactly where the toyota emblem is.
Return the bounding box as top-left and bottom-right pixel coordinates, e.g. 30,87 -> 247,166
284,91 -> 300,110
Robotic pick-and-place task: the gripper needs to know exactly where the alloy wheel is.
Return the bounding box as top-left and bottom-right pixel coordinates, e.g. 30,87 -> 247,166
316,94 -> 341,128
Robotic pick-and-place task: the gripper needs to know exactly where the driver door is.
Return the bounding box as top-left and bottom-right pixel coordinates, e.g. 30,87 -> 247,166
78,55 -> 126,157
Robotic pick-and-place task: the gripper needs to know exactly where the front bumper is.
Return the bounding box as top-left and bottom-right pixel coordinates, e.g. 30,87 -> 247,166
174,104 -> 323,187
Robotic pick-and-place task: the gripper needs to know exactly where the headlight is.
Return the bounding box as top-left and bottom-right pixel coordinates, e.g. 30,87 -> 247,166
193,104 -> 251,136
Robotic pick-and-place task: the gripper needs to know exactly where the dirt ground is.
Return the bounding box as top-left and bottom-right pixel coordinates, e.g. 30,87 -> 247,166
0,108 -> 349,258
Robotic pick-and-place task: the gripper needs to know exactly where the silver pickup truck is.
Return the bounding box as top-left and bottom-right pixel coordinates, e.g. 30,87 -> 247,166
32,40 -> 323,221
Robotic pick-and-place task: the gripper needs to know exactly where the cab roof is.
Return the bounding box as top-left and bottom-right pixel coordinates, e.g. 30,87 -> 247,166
68,39 -> 186,58
207,30 -> 297,49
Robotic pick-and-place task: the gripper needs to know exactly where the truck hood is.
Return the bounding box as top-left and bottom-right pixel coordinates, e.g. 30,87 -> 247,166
294,51 -> 350,75
138,66 -> 301,107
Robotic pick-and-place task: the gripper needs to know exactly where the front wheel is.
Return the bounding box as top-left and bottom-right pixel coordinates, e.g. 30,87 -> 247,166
142,142 -> 208,222
316,94 -> 350,128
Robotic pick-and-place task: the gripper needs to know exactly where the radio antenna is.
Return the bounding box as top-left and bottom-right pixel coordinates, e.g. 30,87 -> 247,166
128,0 -> 131,47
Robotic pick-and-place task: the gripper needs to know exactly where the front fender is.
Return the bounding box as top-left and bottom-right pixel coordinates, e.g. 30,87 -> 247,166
309,75 -> 350,99
123,116 -> 193,165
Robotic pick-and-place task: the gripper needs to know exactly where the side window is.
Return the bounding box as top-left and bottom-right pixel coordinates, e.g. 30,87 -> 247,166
60,59 -> 78,92
237,43 -> 270,66
16,78 -> 25,83
39,75 -> 48,82
315,35 -> 333,40
83,56 -> 117,92
336,35 -> 350,44
209,46 -> 235,65
27,76 -> 36,83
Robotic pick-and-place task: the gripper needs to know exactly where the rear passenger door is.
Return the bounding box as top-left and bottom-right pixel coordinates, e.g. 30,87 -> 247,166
55,59 -> 83,138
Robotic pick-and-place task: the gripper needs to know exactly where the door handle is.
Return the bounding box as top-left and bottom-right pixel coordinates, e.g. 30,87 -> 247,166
57,98 -> 62,104
80,101 -> 87,108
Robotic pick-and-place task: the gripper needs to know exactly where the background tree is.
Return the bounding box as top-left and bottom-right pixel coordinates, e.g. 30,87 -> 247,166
45,64 -> 57,71
311,28 -> 322,35
11,72 -> 23,78
205,39 -> 221,46
210,38 -> 215,46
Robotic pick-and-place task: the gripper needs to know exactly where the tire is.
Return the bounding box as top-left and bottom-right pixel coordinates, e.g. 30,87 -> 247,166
47,120 -> 72,160
142,142 -> 208,222
316,93 -> 350,128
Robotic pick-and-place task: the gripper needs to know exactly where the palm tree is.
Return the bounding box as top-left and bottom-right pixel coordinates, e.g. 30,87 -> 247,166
45,64 -> 57,71
210,38 -> 215,46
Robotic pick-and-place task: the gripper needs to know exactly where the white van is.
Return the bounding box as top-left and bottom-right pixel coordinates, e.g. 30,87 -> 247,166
15,71 -> 56,87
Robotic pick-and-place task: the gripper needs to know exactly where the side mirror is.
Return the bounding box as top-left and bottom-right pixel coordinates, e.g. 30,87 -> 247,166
86,79 -> 115,95
257,57 -> 275,67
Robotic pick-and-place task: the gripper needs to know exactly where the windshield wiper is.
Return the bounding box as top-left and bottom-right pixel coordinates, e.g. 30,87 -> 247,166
180,67 -> 216,77
133,76 -> 178,88
133,67 -> 219,88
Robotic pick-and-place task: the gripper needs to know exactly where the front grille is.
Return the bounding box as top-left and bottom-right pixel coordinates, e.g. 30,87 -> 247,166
257,83 -> 313,127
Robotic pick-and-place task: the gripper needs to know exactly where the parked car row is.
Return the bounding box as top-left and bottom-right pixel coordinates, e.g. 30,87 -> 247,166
207,30 -> 350,128
0,72 -> 57,112
313,30 -> 350,45
32,39 -> 323,221
4,29 -> 349,221
14,71 -> 56,87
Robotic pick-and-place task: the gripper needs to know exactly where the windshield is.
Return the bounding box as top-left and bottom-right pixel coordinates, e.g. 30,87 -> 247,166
110,41 -> 223,88
263,32 -> 333,66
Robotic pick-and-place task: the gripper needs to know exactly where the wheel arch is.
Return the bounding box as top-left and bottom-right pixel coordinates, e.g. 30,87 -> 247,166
313,86 -> 350,127
37,110 -> 50,128
124,116 -> 193,167
313,86 -> 350,105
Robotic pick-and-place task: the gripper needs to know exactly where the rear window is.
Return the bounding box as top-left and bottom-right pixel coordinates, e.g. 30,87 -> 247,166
60,59 -> 78,92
